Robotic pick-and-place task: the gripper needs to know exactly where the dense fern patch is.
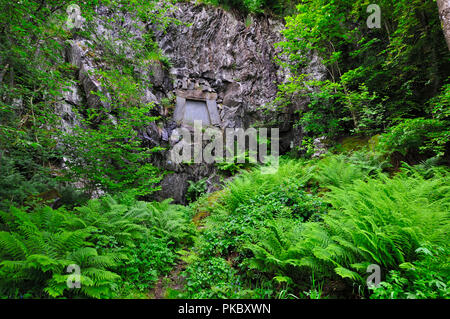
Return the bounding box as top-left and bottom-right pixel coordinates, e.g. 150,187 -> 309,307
0,154 -> 448,299
178,155 -> 450,299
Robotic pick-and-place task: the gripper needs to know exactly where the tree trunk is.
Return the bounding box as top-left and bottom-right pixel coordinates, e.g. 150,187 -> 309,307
437,0 -> 450,50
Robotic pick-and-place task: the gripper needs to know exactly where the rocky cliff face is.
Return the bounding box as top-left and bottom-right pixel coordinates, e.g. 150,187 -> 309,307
154,3 -> 286,126
59,2 -> 325,203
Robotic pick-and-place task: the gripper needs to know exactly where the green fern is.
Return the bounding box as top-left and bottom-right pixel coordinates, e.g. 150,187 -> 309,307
221,158 -> 314,213
74,196 -> 148,248
244,166 -> 449,288
0,205 -> 123,298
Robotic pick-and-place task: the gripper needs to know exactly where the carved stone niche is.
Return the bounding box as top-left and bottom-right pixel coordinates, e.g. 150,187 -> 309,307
173,89 -> 221,127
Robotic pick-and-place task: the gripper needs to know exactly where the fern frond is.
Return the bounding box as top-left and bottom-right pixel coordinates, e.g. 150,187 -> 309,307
0,231 -> 27,259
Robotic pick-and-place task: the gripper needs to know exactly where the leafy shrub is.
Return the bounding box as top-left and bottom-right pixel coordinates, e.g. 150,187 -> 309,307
73,196 -> 194,294
378,118 -> 449,159
276,0 -> 450,142
219,157 -> 313,213
429,84 -> 450,121
74,196 -> 194,248
143,199 -> 196,245
370,246 -> 450,299
73,196 -> 149,249
400,158 -> 449,180
215,151 -> 258,176
182,159 -> 327,297
193,166 -> 326,259
63,114 -> 162,197
0,154 -> 89,211
71,196 -> 194,293
345,150 -> 391,174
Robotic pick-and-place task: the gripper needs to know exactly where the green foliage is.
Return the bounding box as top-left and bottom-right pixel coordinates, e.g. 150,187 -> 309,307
143,199 -> 196,245
0,205 -> 122,298
120,237 -> 176,292
378,118 -> 449,159
73,196 -> 194,249
313,151 -> 389,188
192,154 -> 447,299
73,196 -> 194,293
60,14 -> 169,196
181,158 -> 328,297
182,256 -> 241,298
370,246 -> 450,299
313,156 -> 368,188
0,194 -> 194,298
429,84 -> 450,121
73,196 -> 149,249
202,0 -> 297,15
245,165 -> 449,291
244,219 -> 304,277
311,169 -> 449,274
186,178 -> 207,203
1,0 -> 449,301
0,154 -> 57,209
45,247 -> 123,299
215,150 -> 258,176
196,161 -> 322,257
219,157 -> 313,212
276,0 -> 450,155
0,0 -> 178,205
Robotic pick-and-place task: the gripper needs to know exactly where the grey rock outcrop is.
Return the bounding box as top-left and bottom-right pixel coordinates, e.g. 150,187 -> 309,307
154,3 -> 287,127
59,1 -> 326,203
